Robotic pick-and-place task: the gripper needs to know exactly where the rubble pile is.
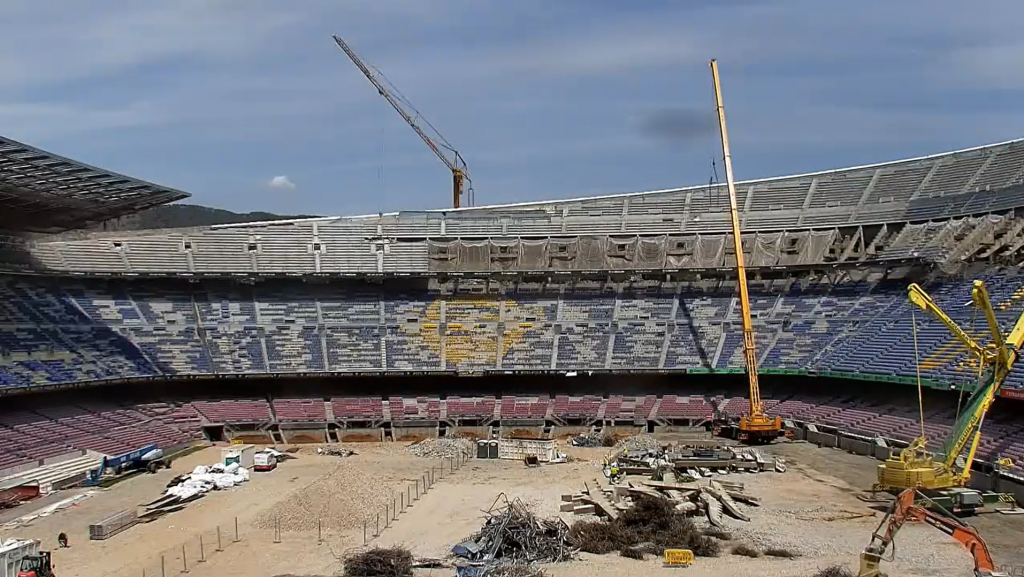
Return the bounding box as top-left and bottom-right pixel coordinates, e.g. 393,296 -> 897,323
317,446 -> 357,458
557,442 -> 790,561
613,434 -> 661,452
254,465 -> 395,531
453,496 -> 575,575
409,438 -> 475,459
569,432 -> 612,448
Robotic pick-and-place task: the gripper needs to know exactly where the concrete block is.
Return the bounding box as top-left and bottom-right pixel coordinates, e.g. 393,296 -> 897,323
560,503 -> 576,512
573,505 -> 596,515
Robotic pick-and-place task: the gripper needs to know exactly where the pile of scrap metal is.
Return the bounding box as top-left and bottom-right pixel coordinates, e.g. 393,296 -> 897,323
574,471 -> 761,529
453,494 -> 576,576
570,431 -> 609,448
604,444 -> 786,478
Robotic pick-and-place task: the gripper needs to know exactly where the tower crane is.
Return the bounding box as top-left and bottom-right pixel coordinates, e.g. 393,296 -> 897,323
709,59 -> 782,444
332,35 -> 472,209
873,279 -> 1024,512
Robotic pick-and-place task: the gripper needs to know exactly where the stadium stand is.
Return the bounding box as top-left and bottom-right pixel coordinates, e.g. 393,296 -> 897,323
0,135 -> 189,233
4,271 -> 1024,390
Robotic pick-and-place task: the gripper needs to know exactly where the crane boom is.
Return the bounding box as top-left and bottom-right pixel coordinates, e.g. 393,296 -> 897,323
877,279 -> 1024,497
907,281 -> 1024,478
332,35 -> 471,208
710,59 -> 780,443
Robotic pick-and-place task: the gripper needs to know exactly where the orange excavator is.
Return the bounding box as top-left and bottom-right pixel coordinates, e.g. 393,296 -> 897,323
859,488 -> 1007,577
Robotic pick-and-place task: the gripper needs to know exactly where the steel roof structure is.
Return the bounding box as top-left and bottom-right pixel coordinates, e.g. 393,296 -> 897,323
0,134 -> 190,233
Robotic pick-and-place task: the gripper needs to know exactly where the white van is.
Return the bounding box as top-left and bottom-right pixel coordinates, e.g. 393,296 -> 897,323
253,451 -> 277,472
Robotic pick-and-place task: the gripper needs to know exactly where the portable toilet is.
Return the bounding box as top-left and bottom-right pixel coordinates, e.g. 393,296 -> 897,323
487,440 -> 499,459
221,444 -> 255,469
476,440 -> 489,459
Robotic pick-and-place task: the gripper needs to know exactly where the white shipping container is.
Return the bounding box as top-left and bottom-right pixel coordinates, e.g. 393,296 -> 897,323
497,438 -> 557,462
0,539 -> 40,577
221,445 -> 255,470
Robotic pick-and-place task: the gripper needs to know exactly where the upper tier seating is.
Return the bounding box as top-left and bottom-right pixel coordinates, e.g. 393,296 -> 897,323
2,273 -> 1024,388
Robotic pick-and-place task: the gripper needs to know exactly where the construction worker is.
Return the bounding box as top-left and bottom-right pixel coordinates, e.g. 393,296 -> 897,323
57,532 -> 68,548
609,465 -> 621,482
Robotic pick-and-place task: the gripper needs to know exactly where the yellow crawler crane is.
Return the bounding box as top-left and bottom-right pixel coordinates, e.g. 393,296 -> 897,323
873,280 -> 1024,513
710,60 -> 782,444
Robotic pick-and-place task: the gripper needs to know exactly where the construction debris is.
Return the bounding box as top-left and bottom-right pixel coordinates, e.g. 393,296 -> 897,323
343,546 -> 414,577
569,494 -> 721,557
569,431 -> 612,448
409,438 -> 475,460
613,434 -> 662,453
453,495 -> 576,572
317,446 -> 357,458
164,462 -> 250,499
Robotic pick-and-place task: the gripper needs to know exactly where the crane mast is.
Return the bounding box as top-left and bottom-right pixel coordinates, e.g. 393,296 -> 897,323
332,35 -> 471,209
710,60 -> 781,444
876,279 -> 1024,501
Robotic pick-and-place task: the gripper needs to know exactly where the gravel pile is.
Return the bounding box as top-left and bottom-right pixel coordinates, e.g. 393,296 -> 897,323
408,438 -> 475,459
253,465 -> 396,532
614,434 -> 661,452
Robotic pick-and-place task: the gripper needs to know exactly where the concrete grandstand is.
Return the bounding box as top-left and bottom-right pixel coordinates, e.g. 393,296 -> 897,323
3,135 -> 1024,482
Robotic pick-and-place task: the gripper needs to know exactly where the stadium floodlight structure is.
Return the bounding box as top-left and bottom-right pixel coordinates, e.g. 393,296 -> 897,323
710,59 -> 782,444
0,135 -> 189,233
332,35 -> 473,209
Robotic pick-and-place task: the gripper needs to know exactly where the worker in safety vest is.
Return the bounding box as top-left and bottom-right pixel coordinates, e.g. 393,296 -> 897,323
610,465 -> 620,481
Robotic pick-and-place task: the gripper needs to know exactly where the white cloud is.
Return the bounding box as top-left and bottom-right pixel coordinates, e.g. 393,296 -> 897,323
268,175 -> 296,190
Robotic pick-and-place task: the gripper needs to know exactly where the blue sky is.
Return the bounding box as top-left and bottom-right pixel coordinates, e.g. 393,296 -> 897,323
1,1 -> 1023,217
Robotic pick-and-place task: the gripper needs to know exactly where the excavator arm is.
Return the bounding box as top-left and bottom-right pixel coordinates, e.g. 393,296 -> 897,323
859,489 -> 1003,577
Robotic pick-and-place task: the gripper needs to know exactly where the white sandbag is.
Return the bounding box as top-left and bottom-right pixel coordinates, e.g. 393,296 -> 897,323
210,463 -> 226,472
224,462 -> 240,475
191,465 -> 209,476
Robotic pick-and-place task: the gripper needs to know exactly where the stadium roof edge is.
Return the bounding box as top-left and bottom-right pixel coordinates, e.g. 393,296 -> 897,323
418,137 -> 1024,214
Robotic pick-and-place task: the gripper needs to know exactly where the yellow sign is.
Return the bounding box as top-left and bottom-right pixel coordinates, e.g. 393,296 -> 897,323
663,549 -> 694,566
230,439 -> 245,445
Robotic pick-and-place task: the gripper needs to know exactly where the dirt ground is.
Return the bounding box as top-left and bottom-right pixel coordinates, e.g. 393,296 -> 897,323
1,440 -> 1021,577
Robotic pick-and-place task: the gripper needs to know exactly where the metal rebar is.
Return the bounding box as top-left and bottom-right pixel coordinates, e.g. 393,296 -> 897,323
234,517 -> 240,542
385,504 -> 390,528
216,526 -> 223,551
198,534 -> 206,563
363,521 -> 367,545
161,555 -> 166,577
318,518 -> 322,544
181,545 -> 188,573
376,513 -> 380,536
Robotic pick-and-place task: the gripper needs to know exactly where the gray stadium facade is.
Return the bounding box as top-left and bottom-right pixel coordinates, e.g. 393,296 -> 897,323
15,138 -> 1024,277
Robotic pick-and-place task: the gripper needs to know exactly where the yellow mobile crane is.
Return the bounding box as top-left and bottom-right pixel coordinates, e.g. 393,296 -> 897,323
709,60 -> 782,445
873,280 -> 1024,513
332,35 -> 472,209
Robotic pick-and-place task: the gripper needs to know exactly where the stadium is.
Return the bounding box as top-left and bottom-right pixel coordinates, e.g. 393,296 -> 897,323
2,126 -> 1024,577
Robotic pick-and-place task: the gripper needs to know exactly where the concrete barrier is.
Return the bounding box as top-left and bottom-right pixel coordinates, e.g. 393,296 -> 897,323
806,430 -> 838,448
839,436 -> 873,456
